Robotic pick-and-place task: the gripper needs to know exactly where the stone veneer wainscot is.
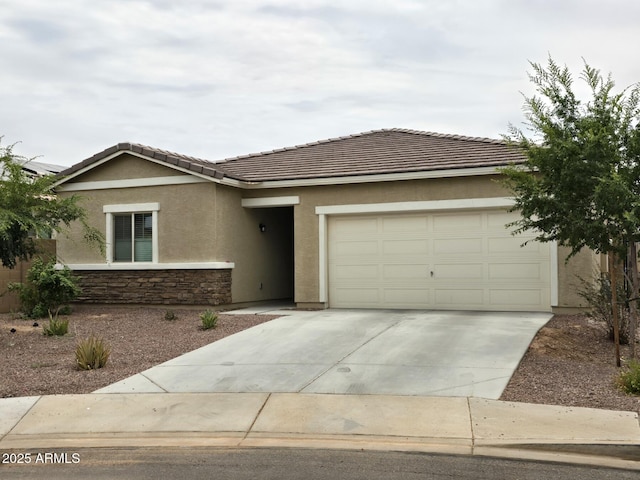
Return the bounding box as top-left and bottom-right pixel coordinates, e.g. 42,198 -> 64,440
75,269 -> 232,305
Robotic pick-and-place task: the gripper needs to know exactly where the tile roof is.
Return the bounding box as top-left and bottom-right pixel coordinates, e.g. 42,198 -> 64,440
216,128 -> 524,181
60,143 -> 224,180
59,128 -> 525,184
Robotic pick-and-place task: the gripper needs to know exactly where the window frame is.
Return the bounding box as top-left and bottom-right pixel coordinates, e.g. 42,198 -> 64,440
103,203 -> 160,264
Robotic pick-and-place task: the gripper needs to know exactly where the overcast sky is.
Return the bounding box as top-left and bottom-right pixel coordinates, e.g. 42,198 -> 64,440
2,0 -> 640,167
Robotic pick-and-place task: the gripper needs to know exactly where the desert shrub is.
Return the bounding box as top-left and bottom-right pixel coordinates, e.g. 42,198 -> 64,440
8,258 -> 81,318
200,309 -> 218,330
164,310 -> 177,321
578,273 -> 630,344
76,335 -> 111,370
618,360 -> 640,395
42,311 -> 69,336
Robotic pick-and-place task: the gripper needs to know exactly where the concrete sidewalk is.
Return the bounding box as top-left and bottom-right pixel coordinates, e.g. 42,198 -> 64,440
1,393 -> 639,469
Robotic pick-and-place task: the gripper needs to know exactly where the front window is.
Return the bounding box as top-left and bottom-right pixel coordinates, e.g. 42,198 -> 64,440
103,203 -> 159,264
114,212 -> 153,262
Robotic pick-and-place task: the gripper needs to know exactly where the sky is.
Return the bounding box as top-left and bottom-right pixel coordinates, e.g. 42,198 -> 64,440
2,0 -> 640,168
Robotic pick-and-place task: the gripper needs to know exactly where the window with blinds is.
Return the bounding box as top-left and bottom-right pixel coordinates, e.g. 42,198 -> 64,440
114,212 -> 153,262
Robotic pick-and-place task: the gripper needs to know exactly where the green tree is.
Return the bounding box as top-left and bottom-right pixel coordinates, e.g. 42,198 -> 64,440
501,57 -> 640,365
0,140 -> 103,269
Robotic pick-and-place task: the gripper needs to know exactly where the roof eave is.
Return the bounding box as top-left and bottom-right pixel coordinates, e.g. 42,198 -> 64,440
222,164 -> 510,190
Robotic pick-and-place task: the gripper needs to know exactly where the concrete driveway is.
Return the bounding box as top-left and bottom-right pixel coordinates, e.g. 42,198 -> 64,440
97,308 -> 551,399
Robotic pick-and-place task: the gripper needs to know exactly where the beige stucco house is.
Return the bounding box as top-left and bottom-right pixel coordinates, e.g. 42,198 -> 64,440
54,129 -> 595,313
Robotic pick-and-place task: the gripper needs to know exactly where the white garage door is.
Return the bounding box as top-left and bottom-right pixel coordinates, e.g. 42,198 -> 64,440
328,210 -> 551,312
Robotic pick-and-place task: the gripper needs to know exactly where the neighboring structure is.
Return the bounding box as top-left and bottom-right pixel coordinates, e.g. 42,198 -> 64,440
22,160 -> 65,176
54,129 -> 595,313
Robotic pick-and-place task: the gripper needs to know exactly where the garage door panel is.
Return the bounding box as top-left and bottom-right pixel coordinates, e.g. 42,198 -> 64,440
490,289 -> 545,307
333,240 -> 379,256
333,288 -> 381,304
328,210 -> 551,312
435,264 -> 484,279
382,216 -> 428,232
383,288 -> 430,304
434,238 -> 483,254
332,217 -> 378,234
382,264 -> 429,279
382,239 -> 429,255
333,264 -> 379,280
487,211 -> 517,228
489,263 -> 546,281
433,213 -> 482,230
435,289 -> 485,305
488,237 -> 543,255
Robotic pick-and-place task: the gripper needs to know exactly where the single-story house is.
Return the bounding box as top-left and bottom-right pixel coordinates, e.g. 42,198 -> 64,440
54,128 -> 595,313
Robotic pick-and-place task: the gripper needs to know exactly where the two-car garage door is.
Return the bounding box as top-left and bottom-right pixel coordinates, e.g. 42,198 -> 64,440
328,209 -> 551,312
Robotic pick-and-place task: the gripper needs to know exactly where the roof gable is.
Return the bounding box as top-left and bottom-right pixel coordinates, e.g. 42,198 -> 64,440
57,143 -> 224,186
68,153 -> 189,183
57,129 -> 525,187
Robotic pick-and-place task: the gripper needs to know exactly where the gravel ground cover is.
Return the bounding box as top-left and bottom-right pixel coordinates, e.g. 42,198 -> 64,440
0,306 -> 275,397
1,307 -> 638,415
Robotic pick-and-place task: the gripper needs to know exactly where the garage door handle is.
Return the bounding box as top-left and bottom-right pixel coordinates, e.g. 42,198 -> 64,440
430,271 -> 434,277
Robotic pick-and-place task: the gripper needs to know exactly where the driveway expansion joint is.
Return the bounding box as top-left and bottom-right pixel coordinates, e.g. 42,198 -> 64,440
466,396 -> 475,452
141,373 -> 168,393
244,393 -> 271,440
0,396 -> 42,442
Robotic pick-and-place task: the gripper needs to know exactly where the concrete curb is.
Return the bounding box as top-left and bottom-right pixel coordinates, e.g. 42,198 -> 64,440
1,393 -> 638,469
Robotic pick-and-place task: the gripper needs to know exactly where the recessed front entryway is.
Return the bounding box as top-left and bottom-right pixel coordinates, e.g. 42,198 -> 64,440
239,204 -> 295,303
328,210 -> 552,312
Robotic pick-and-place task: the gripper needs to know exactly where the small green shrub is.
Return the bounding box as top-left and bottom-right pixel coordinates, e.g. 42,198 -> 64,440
200,309 -> 218,330
31,303 -> 49,319
8,258 -> 81,318
618,360 -> 640,395
164,310 -> 177,321
58,305 -> 73,315
42,310 -> 69,336
76,335 -> 111,370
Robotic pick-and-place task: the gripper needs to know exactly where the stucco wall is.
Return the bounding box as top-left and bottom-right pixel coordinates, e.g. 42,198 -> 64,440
556,246 -> 599,310
57,162 -> 294,305
243,175 -> 594,310
213,186 -> 294,303
57,181 -> 220,264
72,153 -> 184,181
58,159 -> 595,310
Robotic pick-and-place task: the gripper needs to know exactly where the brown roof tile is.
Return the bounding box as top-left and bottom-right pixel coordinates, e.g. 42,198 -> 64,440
59,129 -> 525,184
59,142 -> 222,179
215,128 -> 524,181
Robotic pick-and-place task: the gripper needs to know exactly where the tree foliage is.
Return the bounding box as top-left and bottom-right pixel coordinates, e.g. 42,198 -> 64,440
501,57 -> 640,363
0,140 -> 103,269
501,57 -> 640,258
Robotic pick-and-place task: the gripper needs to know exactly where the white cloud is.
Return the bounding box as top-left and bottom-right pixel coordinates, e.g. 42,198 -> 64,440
1,0 -> 639,165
